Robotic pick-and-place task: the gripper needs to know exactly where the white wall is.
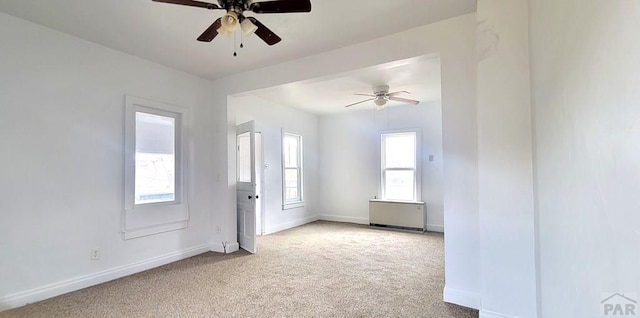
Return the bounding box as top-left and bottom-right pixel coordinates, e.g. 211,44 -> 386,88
318,102 -> 445,232
215,13 -> 480,309
0,13 -> 218,309
476,1 -> 537,317
231,95 -> 319,234
530,1 -> 640,317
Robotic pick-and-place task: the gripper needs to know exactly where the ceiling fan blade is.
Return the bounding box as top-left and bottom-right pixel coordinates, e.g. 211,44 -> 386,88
248,17 -> 282,45
354,93 -> 376,97
389,96 -> 420,105
152,0 -> 221,10
345,99 -> 375,108
387,91 -> 410,97
197,18 -> 222,42
250,0 -> 312,13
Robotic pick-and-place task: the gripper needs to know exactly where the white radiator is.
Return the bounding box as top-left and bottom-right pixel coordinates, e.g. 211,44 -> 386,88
369,200 -> 426,231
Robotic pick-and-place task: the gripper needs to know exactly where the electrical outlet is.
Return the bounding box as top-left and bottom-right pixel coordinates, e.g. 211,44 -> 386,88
91,249 -> 100,260
216,226 -> 221,234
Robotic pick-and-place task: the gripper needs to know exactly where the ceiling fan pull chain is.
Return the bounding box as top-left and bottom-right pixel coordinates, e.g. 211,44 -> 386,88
233,30 -> 238,57
240,31 -> 244,49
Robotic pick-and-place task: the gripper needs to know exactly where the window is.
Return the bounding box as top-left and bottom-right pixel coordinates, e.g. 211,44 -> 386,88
381,131 -> 418,201
124,96 -> 188,240
237,132 -> 251,183
282,132 -> 303,209
135,112 -> 176,205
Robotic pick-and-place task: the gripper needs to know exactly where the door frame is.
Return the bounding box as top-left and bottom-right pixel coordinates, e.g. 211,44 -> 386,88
255,131 -> 266,236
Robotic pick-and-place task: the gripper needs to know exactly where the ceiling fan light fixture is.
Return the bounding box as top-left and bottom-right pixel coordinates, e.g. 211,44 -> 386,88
374,98 -> 387,106
240,18 -> 258,35
220,11 -> 239,32
216,26 -> 234,38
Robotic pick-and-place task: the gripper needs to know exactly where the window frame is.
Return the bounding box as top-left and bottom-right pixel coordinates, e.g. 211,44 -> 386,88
123,95 -> 189,240
379,129 -> 421,202
281,131 -> 304,210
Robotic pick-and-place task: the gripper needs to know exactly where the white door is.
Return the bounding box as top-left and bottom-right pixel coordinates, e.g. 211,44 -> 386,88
236,121 -> 257,253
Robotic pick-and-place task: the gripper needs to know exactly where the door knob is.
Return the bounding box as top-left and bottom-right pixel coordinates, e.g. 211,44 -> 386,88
248,195 -> 253,199
256,195 -> 259,199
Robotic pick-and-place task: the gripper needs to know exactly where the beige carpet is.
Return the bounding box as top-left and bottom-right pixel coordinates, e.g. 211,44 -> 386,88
1,221 -> 478,317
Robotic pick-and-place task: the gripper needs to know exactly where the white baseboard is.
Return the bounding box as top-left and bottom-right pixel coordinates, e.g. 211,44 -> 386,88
443,285 -> 481,310
264,215 -> 318,235
210,241 -> 240,254
479,310 -> 514,318
426,224 -> 444,233
0,244 -> 210,311
318,214 -> 369,225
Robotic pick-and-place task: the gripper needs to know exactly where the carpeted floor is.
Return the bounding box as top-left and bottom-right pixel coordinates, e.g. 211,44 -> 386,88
1,221 -> 478,317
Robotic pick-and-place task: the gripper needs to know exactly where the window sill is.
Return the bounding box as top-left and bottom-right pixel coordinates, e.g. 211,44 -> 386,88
369,199 -> 425,205
282,201 -> 305,210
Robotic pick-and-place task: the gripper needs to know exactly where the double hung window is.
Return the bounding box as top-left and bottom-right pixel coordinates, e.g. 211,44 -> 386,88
381,131 -> 418,201
282,132 -> 303,209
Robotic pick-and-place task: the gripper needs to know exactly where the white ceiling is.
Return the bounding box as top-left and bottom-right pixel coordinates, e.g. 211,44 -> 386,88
0,0 -> 476,80
237,55 -> 442,115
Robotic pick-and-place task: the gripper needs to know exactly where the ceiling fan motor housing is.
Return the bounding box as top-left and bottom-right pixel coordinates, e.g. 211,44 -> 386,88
373,85 -> 390,96
218,0 -> 251,11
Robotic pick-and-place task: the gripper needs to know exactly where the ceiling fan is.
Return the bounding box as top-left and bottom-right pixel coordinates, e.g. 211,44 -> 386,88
152,0 -> 312,47
345,85 -> 420,110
